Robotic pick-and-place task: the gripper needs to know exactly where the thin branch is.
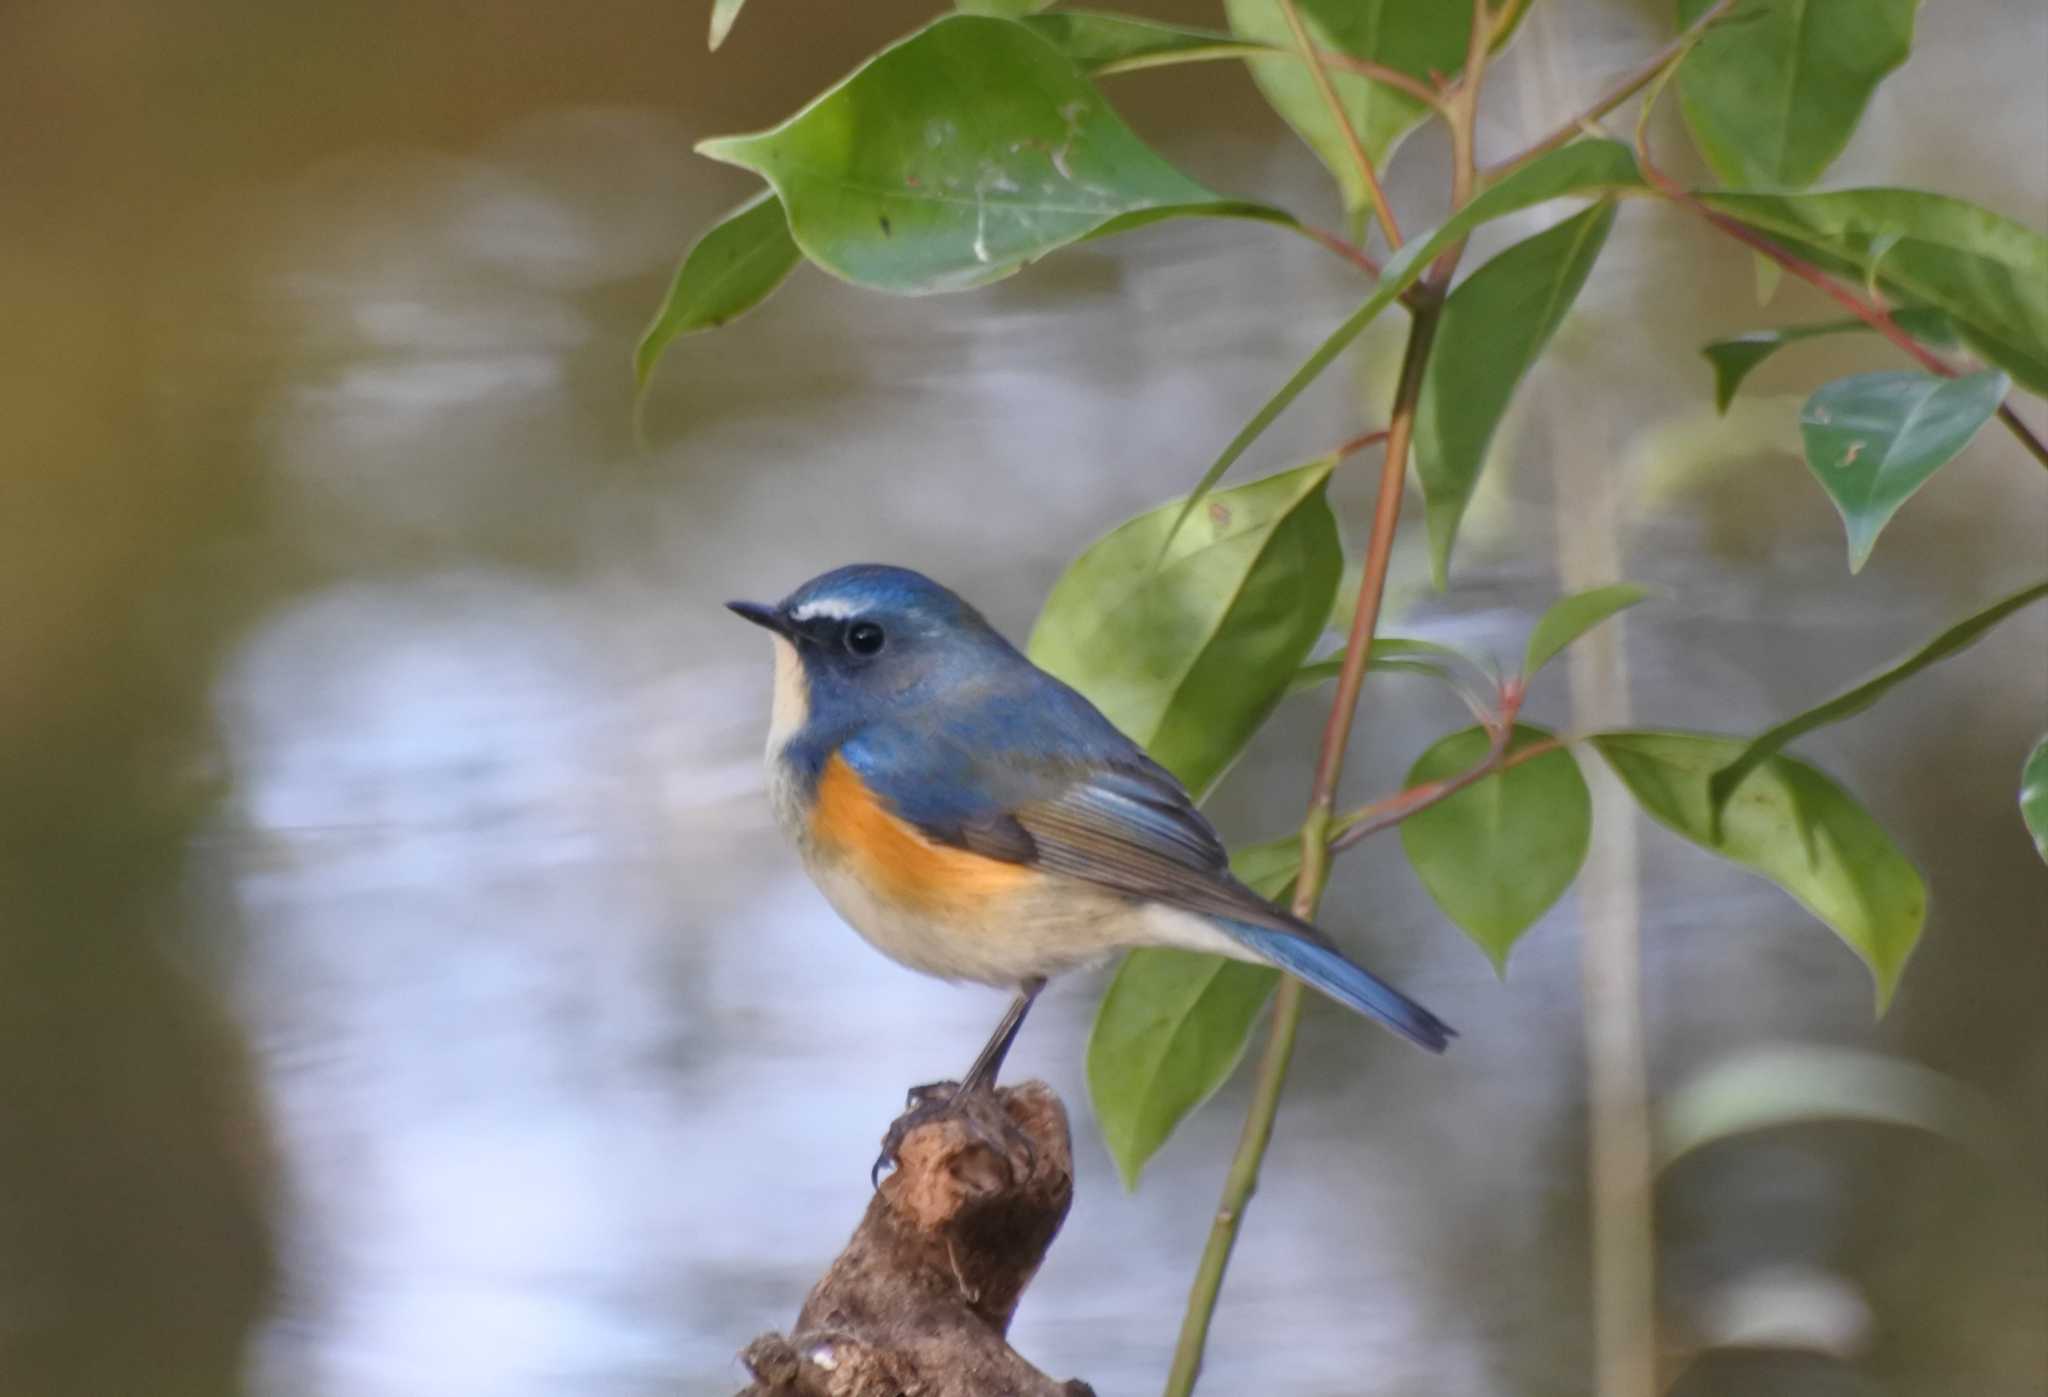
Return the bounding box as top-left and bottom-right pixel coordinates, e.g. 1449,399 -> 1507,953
1313,49 -> 1447,109
1279,0 -> 1404,249
1483,0 -> 1737,183
1638,146 -> 2048,472
1294,221 -> 1384,278
1330,733 -> 1560,853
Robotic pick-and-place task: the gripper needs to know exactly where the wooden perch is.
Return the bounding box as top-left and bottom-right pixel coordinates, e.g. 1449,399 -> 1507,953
736,1080 -> 1095,1397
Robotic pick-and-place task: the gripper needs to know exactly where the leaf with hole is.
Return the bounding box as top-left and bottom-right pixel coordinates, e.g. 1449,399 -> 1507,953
1675,0 -> 1918,190
1416,201 -> 1617,587
1592,731 -> 1924,1009
1400,724 -> 1588,973
1524,582 -> 1650,676
1709,579 -> 2048,830
1170,140 -> 1643,541
1701,306 -> 1956,413
635,191 -> 801,388
2021,736 -> 2048,866
1701,187 -> 2048,393
1800,369 -> 2006,572
1030,460 -> 1342,798
697,15 -> 1286,294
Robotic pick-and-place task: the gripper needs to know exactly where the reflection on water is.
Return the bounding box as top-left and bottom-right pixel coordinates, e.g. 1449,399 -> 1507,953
5,2 -> 2046,1394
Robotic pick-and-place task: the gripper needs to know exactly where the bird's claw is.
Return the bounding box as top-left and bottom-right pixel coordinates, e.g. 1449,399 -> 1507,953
870,1080 -> 1036,1189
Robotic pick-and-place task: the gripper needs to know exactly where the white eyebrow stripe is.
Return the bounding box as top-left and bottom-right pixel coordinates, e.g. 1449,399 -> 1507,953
789,597 -> 859,622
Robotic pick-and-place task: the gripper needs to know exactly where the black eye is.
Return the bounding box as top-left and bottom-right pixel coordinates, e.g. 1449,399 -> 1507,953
846,621 -> 886,656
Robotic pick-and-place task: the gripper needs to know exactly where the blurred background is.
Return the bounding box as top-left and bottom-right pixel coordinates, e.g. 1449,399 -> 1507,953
2,1 -> 2043,1394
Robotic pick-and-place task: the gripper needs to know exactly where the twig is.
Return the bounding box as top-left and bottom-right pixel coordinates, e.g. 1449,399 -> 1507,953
1295,221 -> 1384,278
1482,0 -> 1738,183
1313,48 -> 1446,110
1279,0 -> 1404,249
1637,144 -> 2048,471
1329,731 -> 1558,852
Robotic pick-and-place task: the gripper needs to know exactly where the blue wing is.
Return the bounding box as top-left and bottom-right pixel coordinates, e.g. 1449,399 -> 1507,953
838,712 -> 1454,1052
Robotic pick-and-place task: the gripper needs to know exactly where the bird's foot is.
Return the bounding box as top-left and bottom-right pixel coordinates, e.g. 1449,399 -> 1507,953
871,1080 -> 1037,1189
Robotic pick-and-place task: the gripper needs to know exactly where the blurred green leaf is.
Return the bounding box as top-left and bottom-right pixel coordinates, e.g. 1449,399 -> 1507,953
1701,187 -> 2048,393
1401,724 -> 1588,973
1524,582 -> 1649,676
958,0 -> 1054,15
708,0 -> 747,50
1709,579 -> 2048,827
1700,306 -> 1957,413
2021,736 -> 2048,865
1030,459 -> 1342,797
1592,731 -> 1924,1009
1657,1044 -> 2006,1170
1223,0 -> 1465,214
1675,0 -> 1918,189
1799,369 -> 2007,572
635,191 -> 800,388
697,16 -> 1284,294
1287,636 -> 1474,695
1172,140 -> 1643,540
1416,201 -> 1617,587
1087,832 -> 1303,1189
1024,12 -> 1253,73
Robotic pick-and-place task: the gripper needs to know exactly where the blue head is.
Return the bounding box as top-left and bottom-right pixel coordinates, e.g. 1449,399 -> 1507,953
728,565 -> 1023,748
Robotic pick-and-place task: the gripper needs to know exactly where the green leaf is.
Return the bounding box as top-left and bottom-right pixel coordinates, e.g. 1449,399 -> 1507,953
1657,1045 -> 2006,1170
1400,724 -> 1589,974
634,191 -> 801,389
1223,0 -> 1472,213
1523,582 -> 1650,676
1708,579 -> 2048,827
1030,460 -> 1342,797
1087,832 -> 1302,1188
1416,201 -> 1617,587
2021,736 -> 2048,865
1800,369 -> 2008,572
958,0 -> 1054,16
1088,951 -> 1279,1188
708,0 -> 746,50
1171,140 -> 1644,541
1591,731 -> 1924,1009
1289,635 -> 1479,691
1700,306 -> 1956,413
697,16 -> 1272,294
1701,187 -> 2048,393
1024,11 -> 1255,74
1675,0 -> 1918,190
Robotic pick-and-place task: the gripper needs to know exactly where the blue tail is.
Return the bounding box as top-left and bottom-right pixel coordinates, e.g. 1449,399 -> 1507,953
1222,920 -> 1455,1052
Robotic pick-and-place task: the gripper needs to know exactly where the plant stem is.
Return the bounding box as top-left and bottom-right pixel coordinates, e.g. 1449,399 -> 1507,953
1279,0 -> 1404,250
1329,731 -> 1555,851
1481,0 -> 1737,183
1638,149 -> 2048,471
1165,14 -> 1496,1391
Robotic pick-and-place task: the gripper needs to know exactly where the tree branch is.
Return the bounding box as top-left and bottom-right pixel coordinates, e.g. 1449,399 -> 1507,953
737,1084 -> 1091,1397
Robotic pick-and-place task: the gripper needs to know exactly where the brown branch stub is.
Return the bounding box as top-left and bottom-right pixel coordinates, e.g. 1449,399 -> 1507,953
736,1081 -> 1093,1397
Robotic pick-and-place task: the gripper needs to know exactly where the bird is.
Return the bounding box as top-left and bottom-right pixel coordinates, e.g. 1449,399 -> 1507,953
729,564 -> 1453,1167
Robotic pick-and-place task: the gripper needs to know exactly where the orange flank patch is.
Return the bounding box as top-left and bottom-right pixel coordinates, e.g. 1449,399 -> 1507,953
811,754 -> 1033,915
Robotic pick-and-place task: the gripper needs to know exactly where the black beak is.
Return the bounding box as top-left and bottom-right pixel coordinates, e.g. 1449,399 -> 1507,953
726,599 -> 792,638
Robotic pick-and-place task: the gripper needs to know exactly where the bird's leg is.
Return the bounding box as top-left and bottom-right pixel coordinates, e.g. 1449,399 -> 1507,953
876,978 -> 1047,1187
960,975 -> 1045,1096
